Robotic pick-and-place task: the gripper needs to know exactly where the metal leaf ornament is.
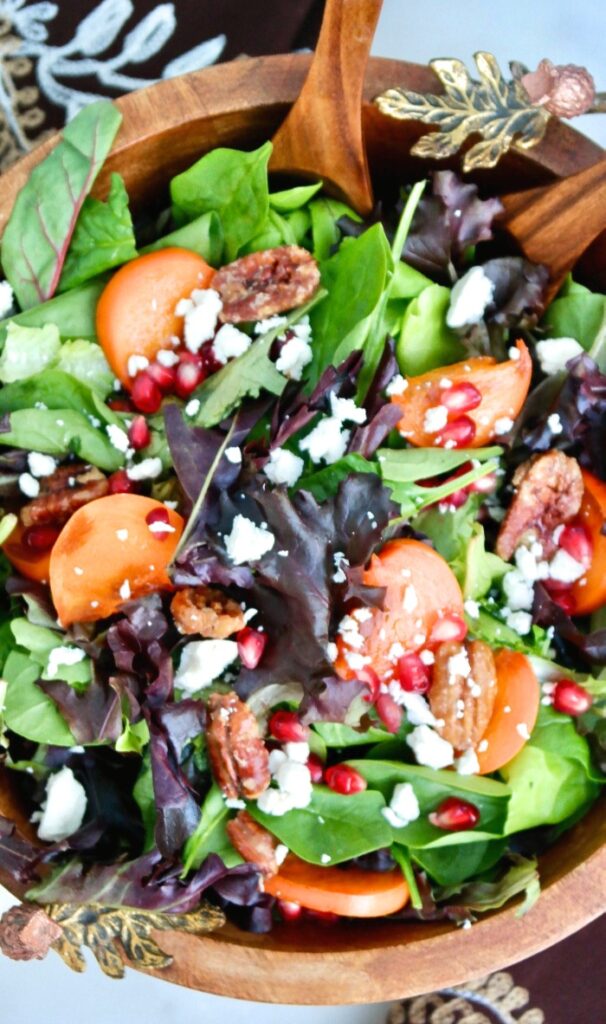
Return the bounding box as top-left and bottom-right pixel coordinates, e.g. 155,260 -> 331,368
375,52 -> 551,172
45,900 -> 225,979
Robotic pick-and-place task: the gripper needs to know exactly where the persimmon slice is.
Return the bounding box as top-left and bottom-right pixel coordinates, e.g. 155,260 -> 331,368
264,854 -> 409,918
476,650 -> 540,775
49,494 -> 183,626
570,470 -> 606,615
391,339 -> 532,448
3,520 -> 51,583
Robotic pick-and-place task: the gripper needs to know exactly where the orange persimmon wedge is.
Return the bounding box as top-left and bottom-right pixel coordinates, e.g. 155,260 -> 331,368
335,538 -> 464,680
264,854 -> 409,918
476,650 -> 540,775
96,248 -> 215,386
49,494 -> 184,626
391,339 -> 532,448
570,469 -> 606,616
3,520 -> 52,583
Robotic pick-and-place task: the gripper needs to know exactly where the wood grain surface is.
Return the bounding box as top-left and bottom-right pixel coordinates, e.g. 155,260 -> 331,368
0,54 -> 604,1004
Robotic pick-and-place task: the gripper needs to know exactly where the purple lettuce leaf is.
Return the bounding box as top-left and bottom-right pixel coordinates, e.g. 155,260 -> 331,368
106,594 -> 175,706
36,675 -> 122,744
348,340 -> 402,457
145,713 -> 201,859
0,815 -> 41,886
270,351 -> 362,450
521,354 -> 606,480
155,701 -> 207,763
300,676 -> 366,724
235,473 -> 392,697
482,257 -> 549,327
533,584 -> 606,664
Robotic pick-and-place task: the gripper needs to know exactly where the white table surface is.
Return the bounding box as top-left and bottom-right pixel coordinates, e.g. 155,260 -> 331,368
2,1 -> 606,1019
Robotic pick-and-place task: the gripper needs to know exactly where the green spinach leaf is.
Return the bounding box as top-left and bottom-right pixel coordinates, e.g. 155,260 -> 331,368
0,407 -> 124,471
182,783 -> 242,871
10,618 -> 91,686
3,649 -> 75,746
143,211 -> 223,267
311,722 -> 393,747
2,100 -> 122,309
378,446 -> 502,484
309,197 -> 361,261
0,322 -> 61,383
297,453 -> 377,501
0,279 -> 105,347
269,183 -> 323,212
411,838 -> 507,887
396,283 -> 465,376
59,173 -> 137,292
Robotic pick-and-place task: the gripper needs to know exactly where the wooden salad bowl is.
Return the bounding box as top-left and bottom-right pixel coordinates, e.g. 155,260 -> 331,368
0,54 -> 605,1004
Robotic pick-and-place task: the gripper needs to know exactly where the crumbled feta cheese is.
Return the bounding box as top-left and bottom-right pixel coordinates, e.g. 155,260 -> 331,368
74,566 -> 84,576
439,377 -> 453,389
299,417 -> 350,464
455,748 -> 480,775
327,641 -> 338,662
332,551 -> 350,584
254,315 -> 288,335
212,323 -> 252,364
284,742 -> 310,764
386,374 -> 408,397
548,549 -> 586,584
116,529 -> 129,541
156,349 -> 180,367
423,405 -> 448,434
148,520 -> 176,535
175,639 -> 239,693
275,760 -> 313,808
264,447 -> 304,486
27,452 -> 57,478
224,446 -> 242,465
503,609 -> 533,634
508,346 -> 521,361
329,392 -> 367,425
407,725 -> 454,769
402,585 -> 418,613
106,423 -> 130,453
119,579 -> 131,600
126,457 -> 163,481
268,749 -> 287,774
419,649 -> 435,666
503,568 -> 534,612
291,315 -> 312,342
127,354 -> 149,378
394,689 -> 437,726
547,412 -> 563,435
225,514 -> 275,565
447,649 -> 472,679
535,337 -> 584,376
46,645 -> 86,679
34,767 -> 87,842
381,782 -> 421,829
320,853 -> 331,864
275,844 -> 289,865
464,599 -> 480,619
176,288 -> 223,353
516,722 -> 531,741
185,398 -> 201,417
515,543 -> 549,583
256,788 -> 297,816
275,336 -> 312,381
494,416 -> 514,435
18,472 -> 40,498
352,607 -> 373,623
446,266 -> 495,329
0,279 -> 14,318
344,651 -> 371,671
225,797 -> 246,809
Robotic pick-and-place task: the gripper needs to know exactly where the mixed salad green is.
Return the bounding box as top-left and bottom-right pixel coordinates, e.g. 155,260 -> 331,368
0,99 -> 604,932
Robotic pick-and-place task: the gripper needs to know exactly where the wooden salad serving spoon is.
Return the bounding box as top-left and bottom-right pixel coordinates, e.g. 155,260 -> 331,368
269,0 -> 383,215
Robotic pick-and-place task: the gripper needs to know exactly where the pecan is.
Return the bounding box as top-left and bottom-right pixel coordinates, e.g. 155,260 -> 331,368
171,586 -> 245,638
226,810 -> 279,877
496,451 -> 583,561
429,640 -> 497,751
206,692 -> 270,800
212,245 -> 320,323
20,465 -> 109,528
0,904 -> 62,961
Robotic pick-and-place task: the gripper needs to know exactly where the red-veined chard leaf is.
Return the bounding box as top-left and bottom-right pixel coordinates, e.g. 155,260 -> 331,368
2,100 -> 122,310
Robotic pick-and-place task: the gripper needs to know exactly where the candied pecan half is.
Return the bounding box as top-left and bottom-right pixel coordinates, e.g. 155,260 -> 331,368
206,692 -> 270,800
212,245 -> 320,323
429,640 -> 497,751
20,465 -> 109,528
226,810 -> 279,877
171,586 -> 245,638
0,904 -> 62,961
496,451 -> 584,560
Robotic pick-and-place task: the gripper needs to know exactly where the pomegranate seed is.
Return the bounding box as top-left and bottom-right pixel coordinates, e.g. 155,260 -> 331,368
23,524 -> 61,550
278,900 -> 303,922
468,472 -> 497,495
304,909 -> 339,925
200,340 -> 223,374
324,764 -> 367,795
375,693 -> 403,734
429,796 -> 480,831
237,626 -> 267,669
429,613 -> 467,644
269,710 -> 309,743
146,360 -> 177,392
108,470 -> 136,494
107,396 -> 134,412
357,666 -> 381,703
441,487 -> 469,509
397,653 -> 431,694
178,349 -> 203,366
440,382 -> 482,413
175,360 -> 204,398
437,415 -> 476,448
306,753 -> 325,784
146,507 -> 169,526
558,524 -> 593,568
549,590 -> 576,614
131,371 -> 162,414
553,679 -> 593,716
128,415 -> 151,450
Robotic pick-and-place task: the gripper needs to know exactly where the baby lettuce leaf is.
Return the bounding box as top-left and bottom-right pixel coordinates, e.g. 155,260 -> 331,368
170,143 -> 272,261
10,618 -> 91,686
58,173 -> 137,292
411,838 -> 508,887
435,855 -> 540,917
182,783 -> 242,872
0,279 -> 105,346
296,452 -> 378,501
142,211 -> 223,267
2,100 -> 122,309
0,322 -> 61,384
249,786 -> 391,865
3,649 -> 75,746
542,282 -> 606,352
396,283 -> 465,375
310,197 -> 361,261
0,407 -> 124,471
269,182 -> 323,212
349,759 -> 511,848
378,445 -> 502,483
0,816 -> 42,886
312,722 -> 393,747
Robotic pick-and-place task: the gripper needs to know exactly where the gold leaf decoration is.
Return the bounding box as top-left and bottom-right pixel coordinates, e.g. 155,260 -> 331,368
375,52 -> 551,172
45,901 -> 225,980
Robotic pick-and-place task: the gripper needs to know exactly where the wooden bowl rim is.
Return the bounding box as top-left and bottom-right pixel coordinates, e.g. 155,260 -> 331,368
0,52 -> 604,1004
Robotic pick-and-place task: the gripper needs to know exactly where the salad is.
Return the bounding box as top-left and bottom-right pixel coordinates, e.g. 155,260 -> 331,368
0,99 -> 604,936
